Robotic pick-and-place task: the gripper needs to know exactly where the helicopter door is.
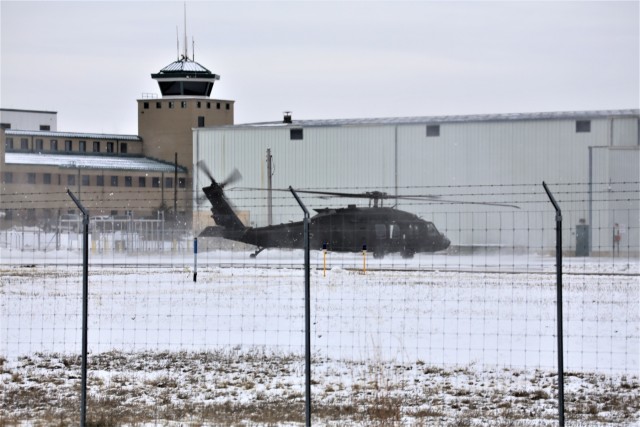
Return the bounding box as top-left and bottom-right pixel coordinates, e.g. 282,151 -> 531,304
373,224 -> 389,258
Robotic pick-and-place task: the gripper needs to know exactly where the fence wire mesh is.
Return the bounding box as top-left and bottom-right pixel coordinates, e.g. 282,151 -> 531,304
1,182 -> 638,426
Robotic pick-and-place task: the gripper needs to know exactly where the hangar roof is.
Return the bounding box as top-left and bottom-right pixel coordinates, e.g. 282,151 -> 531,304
5,153 -> 186,173
227,109 -> 640,129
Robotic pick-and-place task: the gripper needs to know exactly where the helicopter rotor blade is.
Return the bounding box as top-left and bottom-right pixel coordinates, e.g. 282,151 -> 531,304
236,187 -> 519,209
196,160 -> 216,183
221,169 -> 242,188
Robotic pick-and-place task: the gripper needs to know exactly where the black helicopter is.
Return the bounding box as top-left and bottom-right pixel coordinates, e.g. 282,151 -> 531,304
197,162 -> 516,258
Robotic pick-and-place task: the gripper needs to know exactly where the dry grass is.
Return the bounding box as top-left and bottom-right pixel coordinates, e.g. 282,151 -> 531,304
1,350 -> 638,426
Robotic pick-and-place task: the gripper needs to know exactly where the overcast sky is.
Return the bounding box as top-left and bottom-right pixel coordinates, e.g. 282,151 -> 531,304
1,1 -> 638,134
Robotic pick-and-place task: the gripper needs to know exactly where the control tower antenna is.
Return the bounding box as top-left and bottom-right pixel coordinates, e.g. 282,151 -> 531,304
183,2 -> 188,59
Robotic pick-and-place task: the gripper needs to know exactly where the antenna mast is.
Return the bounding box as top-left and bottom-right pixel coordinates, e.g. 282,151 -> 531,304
183,2 -> 188,59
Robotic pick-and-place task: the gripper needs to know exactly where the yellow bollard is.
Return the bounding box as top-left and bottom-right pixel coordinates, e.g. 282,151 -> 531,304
322,242 -> 327,277
362,244 -> 367,274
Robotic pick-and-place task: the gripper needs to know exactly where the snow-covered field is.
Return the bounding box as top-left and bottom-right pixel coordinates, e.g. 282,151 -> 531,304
1,245 -> 638,425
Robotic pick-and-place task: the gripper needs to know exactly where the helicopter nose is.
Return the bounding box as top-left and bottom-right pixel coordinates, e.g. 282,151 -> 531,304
441,236 -> 451,250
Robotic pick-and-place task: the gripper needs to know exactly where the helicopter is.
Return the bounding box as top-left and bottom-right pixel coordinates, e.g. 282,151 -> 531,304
196,162 -> 517,258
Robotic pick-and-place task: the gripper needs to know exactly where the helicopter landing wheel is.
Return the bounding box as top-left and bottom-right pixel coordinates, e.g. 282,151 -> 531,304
250,247 -> 265,258
401,248 -> 415,259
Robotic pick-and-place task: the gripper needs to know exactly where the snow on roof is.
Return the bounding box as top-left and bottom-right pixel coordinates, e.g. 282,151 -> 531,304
5,129 -> 141,141
226,109 -> 640,129
5,153 -> 186,173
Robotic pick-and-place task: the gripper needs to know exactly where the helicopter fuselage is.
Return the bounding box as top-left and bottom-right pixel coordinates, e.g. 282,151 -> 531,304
204,204 -> 450,258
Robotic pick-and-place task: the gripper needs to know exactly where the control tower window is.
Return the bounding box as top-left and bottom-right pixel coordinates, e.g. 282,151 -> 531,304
159,81 -> 182,96
183,81 -> 210,96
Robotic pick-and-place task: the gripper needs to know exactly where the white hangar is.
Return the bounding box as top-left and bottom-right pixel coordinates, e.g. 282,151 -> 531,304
193,109 -> 639,254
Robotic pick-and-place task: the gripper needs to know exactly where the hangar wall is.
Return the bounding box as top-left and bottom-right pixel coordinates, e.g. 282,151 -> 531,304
193,112 -> 639,253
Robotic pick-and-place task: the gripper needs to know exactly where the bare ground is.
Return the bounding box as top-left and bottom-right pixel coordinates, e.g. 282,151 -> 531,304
1,349 -> 638,426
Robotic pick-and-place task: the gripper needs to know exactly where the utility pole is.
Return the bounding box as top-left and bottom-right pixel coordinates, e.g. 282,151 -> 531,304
267,148 -> 273,225
174,153 -> 178,225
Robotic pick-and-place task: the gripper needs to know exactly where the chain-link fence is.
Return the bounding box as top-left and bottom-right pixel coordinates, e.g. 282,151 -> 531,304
1,183 -> 638,426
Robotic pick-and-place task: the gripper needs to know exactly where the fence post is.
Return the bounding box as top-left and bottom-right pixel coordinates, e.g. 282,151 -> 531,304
289,186 -> 311,427
67,189 -> 89,427
542,182 -> 565,427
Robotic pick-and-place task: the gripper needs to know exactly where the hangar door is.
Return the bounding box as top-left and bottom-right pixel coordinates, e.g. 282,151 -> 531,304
590,146 -> 639,254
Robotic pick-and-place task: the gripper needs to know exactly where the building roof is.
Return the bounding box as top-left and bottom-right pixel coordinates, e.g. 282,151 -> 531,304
152,57 -> 220,80
0,108 -> 57,115
5,152 -> 186,173
5,129 -> 141,141
225,109 -> 640,129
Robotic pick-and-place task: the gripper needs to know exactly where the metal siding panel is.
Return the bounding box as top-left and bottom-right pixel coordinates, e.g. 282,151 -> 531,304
196,126 -> 395,227
612,117 -> 639,146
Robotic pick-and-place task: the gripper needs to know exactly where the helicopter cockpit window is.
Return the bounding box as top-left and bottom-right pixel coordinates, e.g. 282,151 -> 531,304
375,224 -> 386,239
426,223 -> 439,236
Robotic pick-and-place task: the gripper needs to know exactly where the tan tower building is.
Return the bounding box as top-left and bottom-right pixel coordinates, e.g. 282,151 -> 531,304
137,53 -> 234,183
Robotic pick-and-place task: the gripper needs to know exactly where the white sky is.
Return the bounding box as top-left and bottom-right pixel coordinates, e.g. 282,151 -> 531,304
1,1 -> 638,134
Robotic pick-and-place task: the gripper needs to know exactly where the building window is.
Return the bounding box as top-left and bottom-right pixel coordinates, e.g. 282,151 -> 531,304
226,103 -> 230,110
20,138 -> 29,150
39,125 -> 50,131
178,177 -> 186,188
107,142 -> 114,153
27,173 -> 36,184
110,210 -> 118,216
290,129 -> 303,140
576,120 -> 591,133
138,176 -> 146,187
96,176 -> 104,186
79,141 -> 86,152
93,141 -> 100,152
143,102 -> 149,109
36,139 -> 43,151
5,138 -> 13,150
152,177 -> 160,188
120,142 -> 127,154
156,101 -> 162,109
198,116 -> 205,127
43,173 -> 52,185
125,176 -> 132,187
0,123 -> 10,129
3,172 -> 13,183
50,140 -> 58,151
181,101 -> 187,108
426,125 -> 440,137
165,177 -> 173,188
197,101 -> 201,108
168,101 -> 174,109
67,175 -> 76,186
65,140 -> 73,151
110,176 -> 118,186
82,175 -> 90,186
216,102 -> 221,109
207,102 -> 211,109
